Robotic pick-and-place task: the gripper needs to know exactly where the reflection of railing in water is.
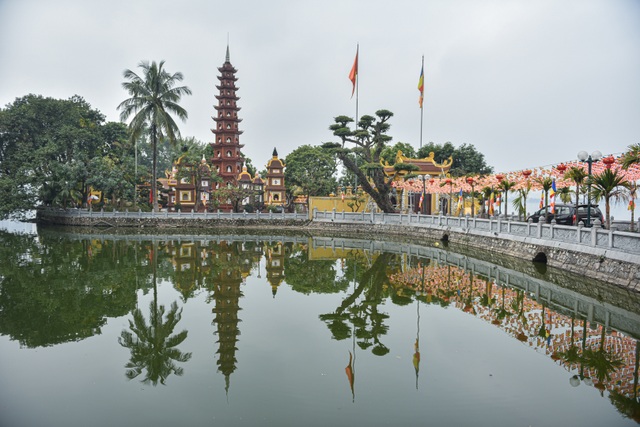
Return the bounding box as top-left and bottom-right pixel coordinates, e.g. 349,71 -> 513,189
44,230 -> 640,339
388,263 -> 638,399
311,236 -> 640,340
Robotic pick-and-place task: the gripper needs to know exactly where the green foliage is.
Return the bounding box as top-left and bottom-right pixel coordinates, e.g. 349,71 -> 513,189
0,94 -> 121,218
591,168 -> 631,229
417,141 -> 493,176
380,142 -> 416,165
284,145 -> 338,206
118,60 -> 191,211
325,110 -> 397,213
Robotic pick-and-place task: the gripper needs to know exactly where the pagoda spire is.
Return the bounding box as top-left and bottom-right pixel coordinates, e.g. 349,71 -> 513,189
225,43 -> 230,63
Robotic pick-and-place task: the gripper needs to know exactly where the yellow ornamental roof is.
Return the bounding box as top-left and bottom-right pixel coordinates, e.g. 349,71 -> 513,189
382,150 -> 453,178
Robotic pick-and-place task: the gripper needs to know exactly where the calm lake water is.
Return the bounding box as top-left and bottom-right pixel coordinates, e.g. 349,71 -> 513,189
0,223 -> 639,427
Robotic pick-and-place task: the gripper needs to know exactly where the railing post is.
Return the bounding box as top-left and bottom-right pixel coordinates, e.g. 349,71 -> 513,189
332,208 -> 336,221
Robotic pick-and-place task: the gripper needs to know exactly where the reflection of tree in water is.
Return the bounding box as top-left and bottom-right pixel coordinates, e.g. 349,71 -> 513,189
119,301 -> 192,385
284,248 -> 350,295
320,252 -> 399,356
0,230 -> 144,347
118,242 -> 191,386
609,341 -> 640,423
583,325 -> 625,395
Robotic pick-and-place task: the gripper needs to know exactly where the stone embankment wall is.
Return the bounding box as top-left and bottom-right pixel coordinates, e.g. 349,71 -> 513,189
36,211 -> 311,230
303,221 -> 640,292
36,209 -> 640,291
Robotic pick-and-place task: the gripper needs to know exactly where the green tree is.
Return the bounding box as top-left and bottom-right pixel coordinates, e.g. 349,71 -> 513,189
118,60 -> 192,212
0,95 -> 109,218
118,301 -> 192,385
284,145 -> 338,210
620,143 -> 640,232
535,176 -> 553,220
324,110 -> 414,213
591,168 -> 631,229
417,141 -> 493,176
498,179 -> 516,217
564,166 -> 588,211
380,142 -> 416,165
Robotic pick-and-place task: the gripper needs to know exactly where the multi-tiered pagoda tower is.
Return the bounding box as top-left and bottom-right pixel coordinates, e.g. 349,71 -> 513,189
210,45 -> 244,199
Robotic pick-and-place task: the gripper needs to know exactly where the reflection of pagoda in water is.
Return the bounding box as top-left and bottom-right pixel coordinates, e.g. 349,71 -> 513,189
210,242 -> 244,394
264,241 -> 285,297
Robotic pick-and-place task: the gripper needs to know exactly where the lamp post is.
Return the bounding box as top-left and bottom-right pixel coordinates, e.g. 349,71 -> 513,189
577,150 -> 602,227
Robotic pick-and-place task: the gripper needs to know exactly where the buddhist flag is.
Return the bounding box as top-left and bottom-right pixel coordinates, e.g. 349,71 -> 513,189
629,199 -> 636,211
549,179 -> 557,214
418,63 -> 424,108
418,193 -> 424,210
539,191 -> 544,209
349,46 -> 358,98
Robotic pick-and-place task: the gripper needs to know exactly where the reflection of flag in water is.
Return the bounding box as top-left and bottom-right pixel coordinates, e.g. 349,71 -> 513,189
549,179 -> 557,214
345,351 -> 355,401
413,338 -> 420,383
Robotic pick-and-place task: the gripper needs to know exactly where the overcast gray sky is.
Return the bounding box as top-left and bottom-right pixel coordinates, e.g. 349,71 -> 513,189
1,0 -> 638,174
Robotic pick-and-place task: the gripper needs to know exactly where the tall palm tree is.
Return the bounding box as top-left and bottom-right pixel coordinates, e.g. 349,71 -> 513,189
535,176 -> 553,220
620,143 -> 640,169
620,143 -> 640,232
118,60 -> 192,211
498,179 -> 516,217
564,167 -> 588,210
557,186 -> 573,204
591,168 -> 631,229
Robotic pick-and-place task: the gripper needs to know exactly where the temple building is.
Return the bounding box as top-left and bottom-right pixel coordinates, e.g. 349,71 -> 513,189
382,150 -> 453,214
264,148 -> 286,209
160,45 -> 286,213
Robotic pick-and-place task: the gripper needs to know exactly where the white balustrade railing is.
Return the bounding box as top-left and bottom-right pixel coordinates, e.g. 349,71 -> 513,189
312,209 -> 640,257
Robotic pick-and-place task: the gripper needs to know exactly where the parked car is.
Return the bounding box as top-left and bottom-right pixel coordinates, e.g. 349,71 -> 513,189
526,204 -> 604,227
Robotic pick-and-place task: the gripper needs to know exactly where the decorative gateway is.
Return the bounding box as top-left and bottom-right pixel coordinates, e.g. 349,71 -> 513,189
382,150 -> 453,214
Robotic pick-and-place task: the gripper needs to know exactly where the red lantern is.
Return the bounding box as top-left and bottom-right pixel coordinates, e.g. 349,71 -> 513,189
602,156 -> 615,169
495,174 -> 504,182
556,163 -> 567,173
466,177 -> 474,184
445,178 -> 452,185
429,178 -> 435,184
522,170 -> 532,178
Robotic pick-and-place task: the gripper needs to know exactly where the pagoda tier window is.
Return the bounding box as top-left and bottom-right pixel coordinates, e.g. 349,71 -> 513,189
273,194 -> 280,201
226,150 -> 232,157
226,137 -> 231,142
226,166 -> 232,172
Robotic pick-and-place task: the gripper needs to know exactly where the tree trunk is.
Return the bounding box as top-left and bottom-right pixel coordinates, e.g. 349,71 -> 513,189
151,124 -> 158,212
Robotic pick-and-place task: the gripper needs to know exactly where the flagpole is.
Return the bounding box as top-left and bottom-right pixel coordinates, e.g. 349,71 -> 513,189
419,55 -> 424,149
